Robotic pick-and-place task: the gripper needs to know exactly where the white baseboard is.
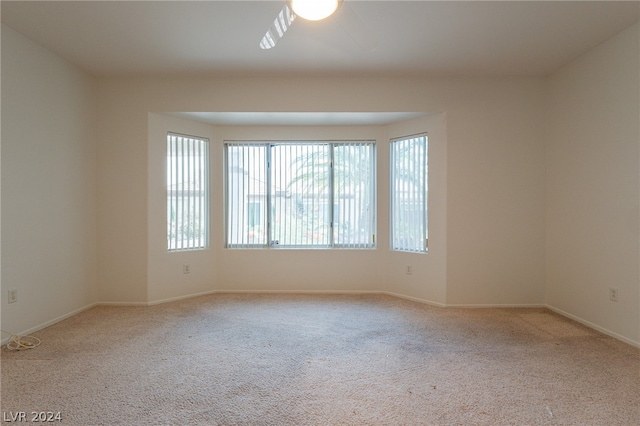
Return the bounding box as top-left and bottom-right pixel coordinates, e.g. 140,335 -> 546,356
104,289 -> 384,306
1,302 -> 98,346
446,303 -> 546,308
545,304 -> 640,349
97,301 -> 149,307
4,293 -> 637,350
382,291 -> 447,308
146,290 -> 219,306
212,289 -> 386,296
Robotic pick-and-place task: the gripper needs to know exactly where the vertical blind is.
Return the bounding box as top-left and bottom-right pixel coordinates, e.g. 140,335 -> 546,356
167,133 -> 210,251
332,143 -> 376,247
226,143 -> 267,247
225,141 -> 375,249
390,134 -> 428,253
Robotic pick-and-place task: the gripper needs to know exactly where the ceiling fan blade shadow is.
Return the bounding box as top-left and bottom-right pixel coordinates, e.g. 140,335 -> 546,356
336,1 -> 379,52
260,4 -> 297,49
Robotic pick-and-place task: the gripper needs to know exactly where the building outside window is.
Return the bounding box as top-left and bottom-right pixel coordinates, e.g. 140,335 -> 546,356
167,133 -> 210,251
390,134 -> 428,253
225,141 -> 375,249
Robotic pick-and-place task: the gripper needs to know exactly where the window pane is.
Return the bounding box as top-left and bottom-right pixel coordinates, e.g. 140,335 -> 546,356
167,133 -> 209,251
333,143 -> 375,248
272,144 -> 330,247
391,135 -> 428,253
226,144 -> 267,246
225,141 -> 375,249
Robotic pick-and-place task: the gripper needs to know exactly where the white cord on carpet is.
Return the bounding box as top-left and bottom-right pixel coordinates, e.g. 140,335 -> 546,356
1,329 -> 41,351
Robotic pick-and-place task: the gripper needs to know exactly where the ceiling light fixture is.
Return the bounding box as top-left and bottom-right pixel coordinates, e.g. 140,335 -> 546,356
289,0 -> 340,21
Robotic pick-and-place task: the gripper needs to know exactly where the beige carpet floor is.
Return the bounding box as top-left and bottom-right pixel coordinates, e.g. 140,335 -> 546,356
1,293 -> 639,425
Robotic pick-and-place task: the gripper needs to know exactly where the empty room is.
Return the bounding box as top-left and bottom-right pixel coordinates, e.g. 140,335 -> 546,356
1,1 -> 639,424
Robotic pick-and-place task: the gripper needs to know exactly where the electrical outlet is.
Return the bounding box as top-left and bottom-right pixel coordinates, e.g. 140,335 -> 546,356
183,264 -> 191,274
609,287 -> 618,302
8,289 -> 17,304
406,265 -> 413,275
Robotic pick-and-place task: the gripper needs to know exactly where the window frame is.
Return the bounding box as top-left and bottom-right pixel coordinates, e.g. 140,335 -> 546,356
390,133 -> 428,253
166,132 -> 210,252
224,140 -> 376,250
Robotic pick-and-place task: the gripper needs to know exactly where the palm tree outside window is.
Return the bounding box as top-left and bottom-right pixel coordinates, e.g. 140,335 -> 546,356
225,141 -> 375,249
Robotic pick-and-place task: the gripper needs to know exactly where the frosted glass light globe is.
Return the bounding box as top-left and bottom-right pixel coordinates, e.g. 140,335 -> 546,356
290,0 -> 340,21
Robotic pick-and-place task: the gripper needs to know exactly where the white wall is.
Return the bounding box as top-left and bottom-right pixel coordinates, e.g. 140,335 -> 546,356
147,113 -> 218,304
546,23 -> 640,345
147,114 -> 447,303
97,75 -> 546,309
445,79 -> 547,306
385,113 -> 448,306
96,82 -> 149,304
6,19 -> 636,346
1,25 -> 98,336
212,123 -> 389,296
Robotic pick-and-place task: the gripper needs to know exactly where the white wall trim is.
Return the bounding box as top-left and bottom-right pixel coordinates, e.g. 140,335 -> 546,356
212,289 -> 386,296
1,302 -> 98,346
97,301 -> 150,307
446,303 -> 546,309
545,304 -> 640,349
383,291 -> 447,308
4,293 -> 638,349
147,290 -> 219,306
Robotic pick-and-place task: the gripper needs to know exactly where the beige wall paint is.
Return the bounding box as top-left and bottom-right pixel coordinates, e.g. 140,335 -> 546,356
1,26 -> 98,335
147,114 -> 448,303
98,75 -> 545,308
147,113 -> 218,303
96,86 -> 149,304
212,123 -> 388,296
385,114 -> 448,305
445,79 -> 547,306
3,20 -> 637,346
546,23 -> 640,345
